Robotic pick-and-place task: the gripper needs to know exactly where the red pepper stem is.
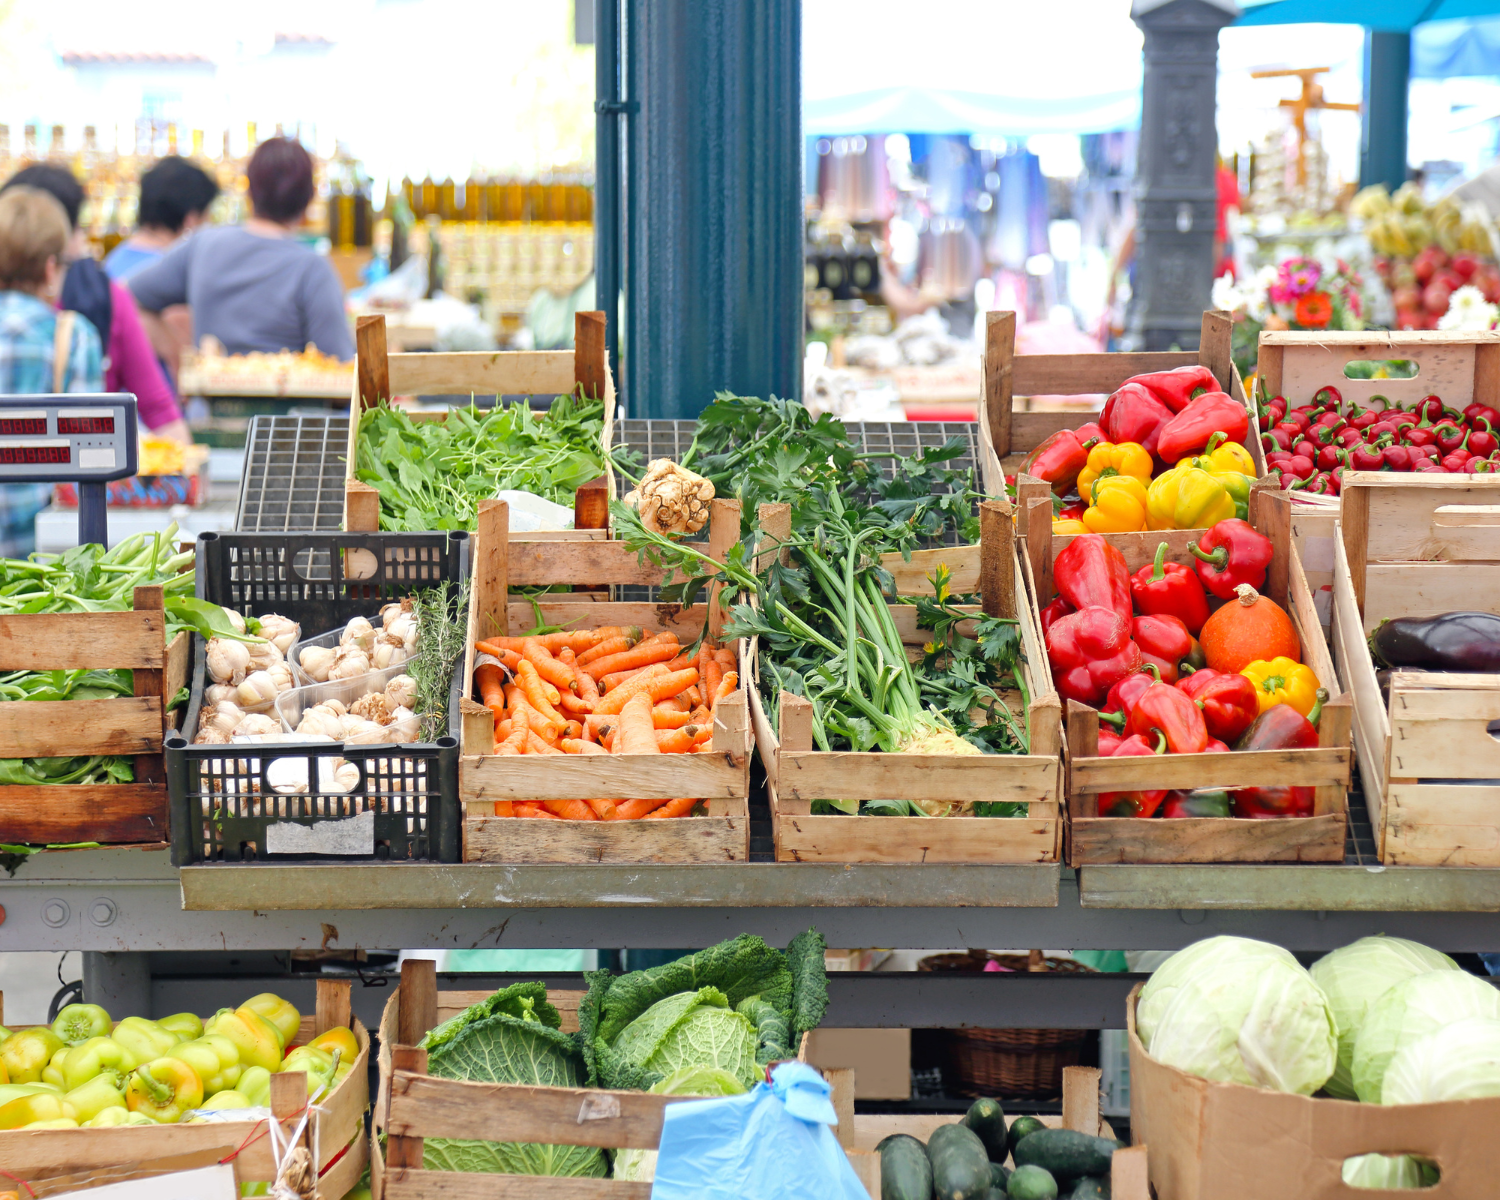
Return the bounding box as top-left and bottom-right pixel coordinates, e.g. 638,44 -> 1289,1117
1099,710 -> 1127,728
1150,541 -> 1169,582
1188,543 -> 1228,570
1140,662 -> 1161,681
1148,729 -> 1166,755
1307,687 -> 1327,729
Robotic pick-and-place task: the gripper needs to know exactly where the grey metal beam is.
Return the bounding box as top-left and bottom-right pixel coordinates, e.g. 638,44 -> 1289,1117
1080,864 -> 1500,912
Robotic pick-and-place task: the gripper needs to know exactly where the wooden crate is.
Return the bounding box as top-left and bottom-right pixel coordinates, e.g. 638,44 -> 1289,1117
344,310 -> 616,535
750,498 -> 1065,864
979,309 -> 1263,496
457,497 -> 752,863
1332,472 -> 1500,865
1,979 -> 369,1199
0,586 -> 190,846
1040,488 -> 1353,866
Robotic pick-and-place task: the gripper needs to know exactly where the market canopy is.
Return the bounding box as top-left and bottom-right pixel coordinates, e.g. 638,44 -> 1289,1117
803,85 -> 1141,137
1412,15 -> 1500,75
1236,0 -> 1500,31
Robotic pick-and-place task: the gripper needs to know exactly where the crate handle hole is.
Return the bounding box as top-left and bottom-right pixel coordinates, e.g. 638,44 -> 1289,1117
1343,359 -> 1419,381
1486,718 -> 1500,741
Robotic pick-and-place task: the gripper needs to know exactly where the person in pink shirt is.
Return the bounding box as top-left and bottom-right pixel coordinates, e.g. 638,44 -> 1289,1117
0,164 -> 188,441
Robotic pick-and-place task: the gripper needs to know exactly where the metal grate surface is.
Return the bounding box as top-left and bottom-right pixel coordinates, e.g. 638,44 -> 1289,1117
1344,770 -> 1378,866
236,415 -> 350,533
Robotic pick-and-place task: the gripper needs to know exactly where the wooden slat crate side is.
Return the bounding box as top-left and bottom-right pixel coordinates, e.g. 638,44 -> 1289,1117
0,608 -> 166,670
771,801 -> 1059,864
1069,812 -> 1347,865
0,695 -> 162,757
1258,328 -> 1500,412
1331,525 -> 1393,857
776,750 -> 1060,805
463,807 -> 749,864
383,1169 -> 647,1200
1384,783 -> 1500,866
0,784 -> 167,843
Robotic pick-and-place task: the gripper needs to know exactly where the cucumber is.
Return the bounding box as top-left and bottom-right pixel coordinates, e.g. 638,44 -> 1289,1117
1067,1176 -> 1110,1200
879,1133 -> 934,1200
991,1163 -> 1011,1189
928,1123 -> 993,1200
1013,1129 -> 1116,1184
1007,1115 -> 1047,1160
963,1097 -> 1008,1163
1007,1164 -> 1059,1200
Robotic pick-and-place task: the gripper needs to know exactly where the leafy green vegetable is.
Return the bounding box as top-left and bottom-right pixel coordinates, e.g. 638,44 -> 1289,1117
420,981 -> 606,1179
356,393 -> 607,532
610,987 -> 759,1089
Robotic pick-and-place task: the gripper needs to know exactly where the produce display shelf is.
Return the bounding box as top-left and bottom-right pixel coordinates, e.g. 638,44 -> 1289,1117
235,413 -> 350,532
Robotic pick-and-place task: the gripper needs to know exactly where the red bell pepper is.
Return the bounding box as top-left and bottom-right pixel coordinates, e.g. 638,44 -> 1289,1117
1127,365 -> 1219,413
1233,688 -> 1326,752
1101,382 -> 1175,460
1159,788 -> 1232,818
1132,614 -> 1194,684
1045,606 -> 1142,706
1054,534 -> 1132,619
1205,737 -> 1230,753
1190,518 -> 1273,599
1039,595 -> 1075,637
1100,663 -> 1161,727
1100,729 -> 1168,817
1017,427 -> 1099,496
1097,726 -> 1123,756
1126,681 -> 1209,754
1175,668 -> 1258,742
1156,392 -> 1251,463
1232,785 -> 1315,819
1129,541 -> 1209,634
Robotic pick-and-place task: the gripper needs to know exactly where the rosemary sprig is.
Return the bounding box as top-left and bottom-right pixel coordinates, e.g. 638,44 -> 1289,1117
407,579 -> 471,743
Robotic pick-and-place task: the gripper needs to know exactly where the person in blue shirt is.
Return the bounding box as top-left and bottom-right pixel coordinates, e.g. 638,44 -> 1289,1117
103,156 -> 220,283
0,187 -> 104,558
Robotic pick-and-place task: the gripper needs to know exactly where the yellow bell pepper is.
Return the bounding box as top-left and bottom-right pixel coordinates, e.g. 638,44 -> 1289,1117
1082,474 -> 1148,534
1177,432 -> 1254,520
1076,441 -> 1154,504
240,994 -> 300,1050
204,1008 -> 283,1072
1052,518 -> 1089,536
124,1057 -> 204,1124
307,1027 -> 360,1077
0,1090 -> 73,1129
1146,466 -> 1236,531
1,1027 -> 64,1084
1240,658 -> 1320,715
84,1105 -> 154,1127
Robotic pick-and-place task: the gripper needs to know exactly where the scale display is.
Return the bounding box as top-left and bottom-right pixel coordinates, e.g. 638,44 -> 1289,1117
0,396 -> 137,483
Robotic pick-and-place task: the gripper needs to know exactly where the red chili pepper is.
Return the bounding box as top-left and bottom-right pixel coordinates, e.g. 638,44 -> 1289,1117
1312,385 -> 1342,409
1102,381 -> 1175,460
1416,442 -> 1440,460
1265,451 -> 1293,472
1039,595 -> 1075,637
1017,428 -> 1098,496
1100,729 -> 1169,818
1432,421 -> 1470,456
1315,443 -> 1348,472
1465,455 -> 1500,474
1463,402 -> 1500,430
1155,392 -> 1251,463
1442,450 -> 1472,473
1097,726 -> 1123,757
1127,681 -> 1210,754
1129,541 -> 1210,634
1325,468 -> 1344,495
1132,614 -> 1194,684
1382,443 -> 1417,471
1283,453 -> 1316,480
1054,534 -> 1132,619
1334,425 -> 1364,448
1312,413 -> 1346,435
1263,427 -> 1294,453
1101,663 -> 1162,727
1205,738 -> 1230,753
1290,435 -> 1319,461
1175,667 -> 1259,742
1126,365 -> 1219,413
1279,411 -> 1310,435
1234,689 -> 1326,751
1045,605 -> 1142,706
1294,471 -> 1337,495
1469,420 -> 1499,459
1349,408 -> 1380,431
1366,420 -> 1403,442
1349,441 -> 1386,471
1405,425 -> 1438,448
1190,518 -> 1273,599
1411,394 -> 1448,424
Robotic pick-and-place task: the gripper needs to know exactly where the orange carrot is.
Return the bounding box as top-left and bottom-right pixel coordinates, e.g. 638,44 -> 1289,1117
666,651 -> 695,672
522,639 -> 577,692
561,737 -> 608,755
498,706 -> 529,754
614,692 -> 660,754
591,663 -> 665,711
682,685 -> 703,708
714,648 -> 736,668
494,718 -> 514,743
493,799 -> 515,815
645,797 -> 701,819
517,659 -> 567,730
515,802 -> 562,819
595,667 -> 698,716
584,796 -> 618,820
693,741 -> 715,753
654,728 -> 696,754
688,705 -> 710,725
583,713 -> 614,742
479,630 -> 598,657
711,671 -> 738,710
608,795 -> 675,820
543,797 -> 597,820
558,691 -> 593,714
653,706 -> 692,729
702,656 -> 724,703
689,724 -> 713,745
576,663 -> 601,708
556,648 -> 591,712
474,658 -> 510,709
583,641 -> 680,682
526,731 -> 564,755
599,666 -> 644,693
577,635 -> 635,667
561,720 -> 584,741
696,643 -> 712,694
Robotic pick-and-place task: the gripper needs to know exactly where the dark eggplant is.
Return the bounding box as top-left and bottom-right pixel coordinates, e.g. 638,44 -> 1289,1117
1369,612 -> 1500,672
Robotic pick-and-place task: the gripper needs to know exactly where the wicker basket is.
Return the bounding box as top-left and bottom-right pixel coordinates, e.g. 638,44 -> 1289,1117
918,950 -> 1095,1100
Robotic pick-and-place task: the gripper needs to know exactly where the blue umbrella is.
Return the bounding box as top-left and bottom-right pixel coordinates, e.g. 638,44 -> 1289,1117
1236,0 -> 1500,31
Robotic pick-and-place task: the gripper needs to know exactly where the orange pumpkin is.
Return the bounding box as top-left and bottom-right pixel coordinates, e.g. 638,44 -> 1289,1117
1200,584 -> 1300,674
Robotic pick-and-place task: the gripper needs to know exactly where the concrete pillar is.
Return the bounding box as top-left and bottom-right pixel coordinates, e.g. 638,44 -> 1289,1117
1128,0 -> 1237,352
82,951 -> 152,1019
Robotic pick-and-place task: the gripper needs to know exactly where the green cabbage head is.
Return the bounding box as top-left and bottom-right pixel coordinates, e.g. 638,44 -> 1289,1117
610,987 -> 759,1091
1381,1016 -> 1500,1105
1351,969 -> 1500,1102
1342,1153 -> 1438,1189
613,1067 -> 747,1183
1137,936 -> 1336,1095
1309,935 -> 1459,1099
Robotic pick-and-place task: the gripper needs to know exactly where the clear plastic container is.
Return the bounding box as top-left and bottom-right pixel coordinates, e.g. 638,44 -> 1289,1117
274,661 -> 422,745
287,608 -> 417,686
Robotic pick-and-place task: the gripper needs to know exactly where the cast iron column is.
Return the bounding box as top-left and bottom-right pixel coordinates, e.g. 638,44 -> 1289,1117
1128,0 -> 1237,352
623,0 -> 803,419
594,0 -> 622,392
1360,31 -> 1410,193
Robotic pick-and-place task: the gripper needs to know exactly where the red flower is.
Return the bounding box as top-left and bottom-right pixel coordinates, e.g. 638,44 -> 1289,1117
1295,290 -> 1333,329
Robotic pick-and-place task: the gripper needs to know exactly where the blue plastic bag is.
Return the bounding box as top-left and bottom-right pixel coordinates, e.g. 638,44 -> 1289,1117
649,1061 -> 869,1200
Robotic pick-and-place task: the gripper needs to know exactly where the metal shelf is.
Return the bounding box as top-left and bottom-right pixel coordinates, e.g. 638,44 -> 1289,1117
235,414 -> 350,532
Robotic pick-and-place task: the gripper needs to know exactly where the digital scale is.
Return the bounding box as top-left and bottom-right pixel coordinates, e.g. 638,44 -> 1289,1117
0,393 -> 138,546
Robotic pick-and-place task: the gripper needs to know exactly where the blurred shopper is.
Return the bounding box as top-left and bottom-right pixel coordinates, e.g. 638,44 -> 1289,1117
0,165 -> 187,442
0,188 -> 104,556
104,156 -> 220,281
130,138 -> 354,363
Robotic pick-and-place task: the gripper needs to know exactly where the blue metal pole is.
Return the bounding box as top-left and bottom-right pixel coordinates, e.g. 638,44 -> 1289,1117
594,0 -> 622,396
622,0 -> 803,419
1361,30 -> 1410,192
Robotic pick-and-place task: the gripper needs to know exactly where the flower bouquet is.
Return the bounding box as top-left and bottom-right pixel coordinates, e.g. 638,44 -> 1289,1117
1214,257 -> 1367,378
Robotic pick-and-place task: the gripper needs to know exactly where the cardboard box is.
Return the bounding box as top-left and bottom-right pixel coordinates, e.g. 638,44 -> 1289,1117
805,1028 -> 912,1100
1127,984 -> 1500,1199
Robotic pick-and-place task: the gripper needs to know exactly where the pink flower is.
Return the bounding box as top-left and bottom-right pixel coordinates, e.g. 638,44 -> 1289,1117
1280,257 -> 1321,297
1268,282 -> 1295,306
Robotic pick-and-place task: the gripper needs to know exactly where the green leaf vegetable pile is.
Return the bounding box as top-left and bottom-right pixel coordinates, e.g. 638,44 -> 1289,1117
356,393 -> 607,532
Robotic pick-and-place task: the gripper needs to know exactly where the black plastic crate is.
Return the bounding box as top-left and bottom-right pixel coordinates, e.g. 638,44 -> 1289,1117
166,530 -> 468,866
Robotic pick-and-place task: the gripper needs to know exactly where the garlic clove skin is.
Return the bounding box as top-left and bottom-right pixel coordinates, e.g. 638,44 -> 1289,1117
236,670 -> 282,712
206,638 -> 252,685
328,646 -> 373,681
231,712 -> 279,737
349,691 -> 395,725
204,683 -> 239,707
264,661 -> 294,693
200,700 -> 247,737
297,645 -> 338,683
341,617 -> 376,652
256,614 -> 301,656
224,609 -> 247,636
245,639 -> 284,672
195,726 -> 231,745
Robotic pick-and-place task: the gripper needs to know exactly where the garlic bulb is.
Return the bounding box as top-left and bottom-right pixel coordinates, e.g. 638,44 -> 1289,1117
342,716 -> 384,744
329,646 -> 372,681
236,670 -> 281,712
350,691 -> 395,725
383,611 -> 418,648
204,683 -> 238,707
264,661 -> 294,693
245,638 -> 284,672
319,698 -> 349,717
224,609 -> 247,636
387,706 -> 418,741
341,616 -> 376,652
297,645 -> 337,683
232,713 -> 279,737
332,761 -> 361,791
206,638 -> 251,685
385,674 -> 418,709
296,703 -> 346,740
195,726 -> 230,745
371,640 -> 410,671
256,614 -> 300,655
199,701 -> 247,738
